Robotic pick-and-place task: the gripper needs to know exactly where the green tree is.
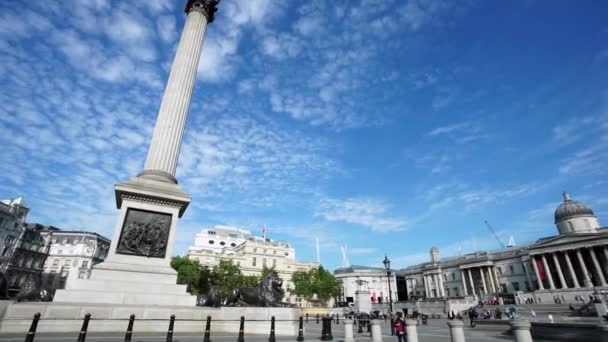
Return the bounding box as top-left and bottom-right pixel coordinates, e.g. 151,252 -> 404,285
210,260 -> 259,299
170,256 -> 210,295
290,266 -> 342,303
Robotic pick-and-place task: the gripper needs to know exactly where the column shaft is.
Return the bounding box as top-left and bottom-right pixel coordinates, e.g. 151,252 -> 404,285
532,256 -> 544,290
552,253 -> 567,289
576,249 -> 592,287
523,262 -> 533,291
433,274 -> 439,298
480,267 -> 488,294
492,267 -> 501,293
590,247 -> 607,286
564,251 -> 580,288
143,9 -> 209,180
487,267 -> 496,293
541,254 -> 555,289
424,276 -> 430,298
467,269 -> 475,295
461,270 -> 468,296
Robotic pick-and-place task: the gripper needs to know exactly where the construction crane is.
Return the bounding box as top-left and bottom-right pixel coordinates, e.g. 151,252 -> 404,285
484,220 -> 506,249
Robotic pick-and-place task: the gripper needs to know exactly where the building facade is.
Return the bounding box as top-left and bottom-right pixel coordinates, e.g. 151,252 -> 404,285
397,192 -> 608,303
333,265 -> 398,306
0,198 -> 29,273
39,228 -> 111,291
5,223 -> 50,290
187,225 -> 320,306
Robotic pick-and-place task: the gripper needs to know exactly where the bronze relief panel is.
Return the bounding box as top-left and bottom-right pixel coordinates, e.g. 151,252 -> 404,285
116,208 -> 172,258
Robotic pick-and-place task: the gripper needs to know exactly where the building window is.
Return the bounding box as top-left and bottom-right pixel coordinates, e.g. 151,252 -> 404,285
64,260 -> 71,265
1,247 -> 9,256
253,248 -> 257,253
220,241 -> 225,246
511,282 -> 520,291
58,250 -> 63,255
209,231 -> 216,235
53,260 -> 59,266
252,257 -> 256,267
498,267 -> 503,275
78,271 -> 86,279
443,274 -> 447,281
509,265 -> 514,274
82,261 -> 89,267
231,243 -> 236,247
451,273 -> 456,280
273,250 -> 277,255
272,259 -> 277,268
263,250 -> 267,254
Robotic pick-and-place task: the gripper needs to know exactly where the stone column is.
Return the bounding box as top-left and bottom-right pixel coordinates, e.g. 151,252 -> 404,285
541,254 -> 555,289
532,256 -> 544,290
447,320 -> 466,342
461,270 -> 469,296
552,252 -> 567,289
590,248 -> 607,286
564,251 -> 580,288
343,319 -> 354,342
480,267 -> 488,294
523,262 -> 534,291
439,273 -> 446,297
424,276 -> 430,298
487,267 -> 496,293
510,320 -> 533,342
467,269 -> 475,295
405,319 -> 419,342
434,274 -> 441,298
370,320 -> 383,342
492,267 -> 501,292
603,247 -> 608,278
576,249 -> 592,287
140,0 -> 218,184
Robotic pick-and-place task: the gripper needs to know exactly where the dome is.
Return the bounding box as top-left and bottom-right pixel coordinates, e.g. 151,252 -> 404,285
430,246 -> 439,253
554,192 -> 595,224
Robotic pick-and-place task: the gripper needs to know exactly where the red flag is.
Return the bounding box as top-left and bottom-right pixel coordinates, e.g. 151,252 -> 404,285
535,258 -> 546,280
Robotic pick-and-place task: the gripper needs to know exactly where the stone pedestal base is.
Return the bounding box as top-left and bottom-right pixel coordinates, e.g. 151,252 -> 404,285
0,303 -> 300,335
355,291 -> 372,313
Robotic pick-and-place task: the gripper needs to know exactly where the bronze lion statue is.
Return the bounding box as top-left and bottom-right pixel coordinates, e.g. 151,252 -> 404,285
225,271 -> 292,307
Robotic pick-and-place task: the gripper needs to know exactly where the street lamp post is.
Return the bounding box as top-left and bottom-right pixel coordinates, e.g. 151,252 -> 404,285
382,256 -> 394,313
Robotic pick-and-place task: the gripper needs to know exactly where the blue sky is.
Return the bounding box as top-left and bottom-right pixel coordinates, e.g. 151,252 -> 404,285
1,0 -> 607,271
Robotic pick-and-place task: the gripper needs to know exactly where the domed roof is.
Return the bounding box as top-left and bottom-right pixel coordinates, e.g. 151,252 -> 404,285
554,192 -> 596,223
430,246 -> 439,253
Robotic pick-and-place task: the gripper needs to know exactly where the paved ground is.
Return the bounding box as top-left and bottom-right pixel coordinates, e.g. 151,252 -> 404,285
0,319 -> 540,342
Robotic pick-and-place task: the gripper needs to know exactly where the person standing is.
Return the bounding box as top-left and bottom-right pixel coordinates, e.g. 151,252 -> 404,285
394,312 -> 406,342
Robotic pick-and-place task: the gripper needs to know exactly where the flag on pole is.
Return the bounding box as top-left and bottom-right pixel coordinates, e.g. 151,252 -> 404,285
262,225 -> 267,240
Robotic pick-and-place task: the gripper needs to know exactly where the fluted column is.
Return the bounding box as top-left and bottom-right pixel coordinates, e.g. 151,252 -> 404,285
467,269 -> 475,295
424,276 -> 430,298
564,251 -> 580,288
523,262 -> 533,291
541,254 -> 555,289
487,267 -> 496,293
590,248 -> 607,286
576,249 -> 592,287
433,274 -> 439,298
140,0 -> 218,183
480,267 -> 488,294
532,256 -> 544,290
552,253 -> 567,289
461,270 -> 468,295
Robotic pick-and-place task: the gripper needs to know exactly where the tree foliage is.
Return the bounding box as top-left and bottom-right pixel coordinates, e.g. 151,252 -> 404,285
209,260 -> 259,299
170,256 -> 210,295
290,266 -> 342,303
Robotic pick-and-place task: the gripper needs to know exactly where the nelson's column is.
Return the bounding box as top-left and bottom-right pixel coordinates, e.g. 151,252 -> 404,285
53,0 -> 220,306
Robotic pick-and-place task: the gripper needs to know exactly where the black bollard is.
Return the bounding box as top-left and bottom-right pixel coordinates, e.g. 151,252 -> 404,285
237,316 -> 245,342
367,318 -> 371,333
336,314 -> 339,324
316,313 -> 319,324
321,316 -> 333,341
357,320 -> 363,334
24,312 -> 41,342
297,316 -> 304,342
390,317 -> 395,336
268,316 -> 276,342
306,313 -> 309,323
203,315 -> 212,342
384,315 -> 387,322
353,317 -> 357,326
124,314 -> 135,342
166,315 -> 175,342
77,313 -> 91,342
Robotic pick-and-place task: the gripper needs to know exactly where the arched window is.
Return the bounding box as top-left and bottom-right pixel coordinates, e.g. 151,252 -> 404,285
567,222 -> 574,232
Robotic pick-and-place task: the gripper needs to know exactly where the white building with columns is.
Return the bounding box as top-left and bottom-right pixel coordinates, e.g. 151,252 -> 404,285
397,192 -> 608,303
187,225 -> 320,306
333,265 -> 398,306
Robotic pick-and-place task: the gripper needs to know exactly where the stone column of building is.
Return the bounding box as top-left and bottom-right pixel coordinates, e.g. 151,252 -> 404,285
523,261 -> 534,291
603,247 -> 608,278
479,267 -> 488,294
532,257 -> 544,290
552,252 -> 567,289
439,273 -> 446,297
576,250 -> 592,287
139,0 -> 218,184
467,269 -> 475,295
424,275 -> 430,298
492,267 -> 501,292
461,270 -> 468,295
541,254 -> 555,289
433,274 -> 440,297
487,267 -> 497,293
564,251 -> 580,288
589,248 -> 607,286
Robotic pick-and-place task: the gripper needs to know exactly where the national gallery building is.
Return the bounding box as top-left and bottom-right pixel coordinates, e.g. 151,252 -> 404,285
396,192 -> 608,303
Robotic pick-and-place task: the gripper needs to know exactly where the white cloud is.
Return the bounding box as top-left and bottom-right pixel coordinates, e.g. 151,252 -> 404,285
315,197 -> 407,232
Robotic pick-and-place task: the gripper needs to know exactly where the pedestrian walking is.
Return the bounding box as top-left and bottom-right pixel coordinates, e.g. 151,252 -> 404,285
394,312 -> 406,342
